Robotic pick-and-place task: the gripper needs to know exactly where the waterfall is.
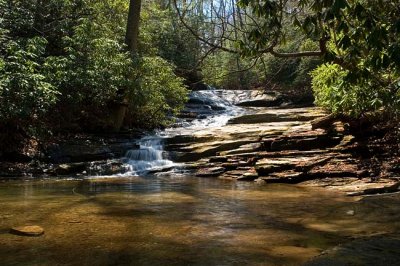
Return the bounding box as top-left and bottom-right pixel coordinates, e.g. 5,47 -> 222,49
123,136 -> 173,175
122,89 -> 246,176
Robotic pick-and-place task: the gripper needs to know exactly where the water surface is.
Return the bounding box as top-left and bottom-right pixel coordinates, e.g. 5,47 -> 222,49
1,176 -> 399,265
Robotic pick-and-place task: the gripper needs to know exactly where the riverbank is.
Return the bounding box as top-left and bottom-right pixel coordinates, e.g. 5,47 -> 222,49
168,105 -> 400,196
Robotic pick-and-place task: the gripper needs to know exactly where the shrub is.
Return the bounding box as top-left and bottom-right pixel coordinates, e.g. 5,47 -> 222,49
126,56 -> 188,129
311,63 -> 399,118
0,37 -> 58,126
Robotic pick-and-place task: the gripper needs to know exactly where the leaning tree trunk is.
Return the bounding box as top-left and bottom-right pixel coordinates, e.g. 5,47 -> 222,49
110,0 -> 142,132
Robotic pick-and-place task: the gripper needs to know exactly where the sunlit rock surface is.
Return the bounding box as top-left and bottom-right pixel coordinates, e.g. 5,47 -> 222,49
10,225 -> 44,236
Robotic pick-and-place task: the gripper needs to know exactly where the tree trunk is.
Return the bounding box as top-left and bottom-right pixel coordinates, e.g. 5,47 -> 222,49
125,0 -> 142,55
110,0 -> 142,132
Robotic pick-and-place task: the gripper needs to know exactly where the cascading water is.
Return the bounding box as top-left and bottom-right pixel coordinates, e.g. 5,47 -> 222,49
123,136 -> 174,175
122,89 -> 248,176
165,89 -> 246,133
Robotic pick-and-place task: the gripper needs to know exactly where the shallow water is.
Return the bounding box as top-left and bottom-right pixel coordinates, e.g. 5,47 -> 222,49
1,176 -> 400,265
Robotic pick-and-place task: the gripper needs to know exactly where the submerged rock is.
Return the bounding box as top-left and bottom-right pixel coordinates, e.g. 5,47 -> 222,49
10,225 -> 44,236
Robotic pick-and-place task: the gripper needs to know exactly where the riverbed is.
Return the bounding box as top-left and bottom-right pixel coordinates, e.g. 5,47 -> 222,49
2,176 -> 400,265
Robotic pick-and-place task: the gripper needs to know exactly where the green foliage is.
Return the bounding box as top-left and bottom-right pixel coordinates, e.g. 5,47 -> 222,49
293,40 -> 322,87
202,52 -> 258,89
312,63 -> 400,118
238,0 -> 400,118
0,37 -> 58,122
0,0 -> 188,141
127,56 -> 188,128
45,18 -> 133,106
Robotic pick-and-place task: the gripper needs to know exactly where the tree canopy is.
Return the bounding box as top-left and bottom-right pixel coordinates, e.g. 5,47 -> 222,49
175,0 -> 400,117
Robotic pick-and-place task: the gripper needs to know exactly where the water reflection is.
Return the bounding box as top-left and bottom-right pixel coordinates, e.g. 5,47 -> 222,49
1,177 -> 400,265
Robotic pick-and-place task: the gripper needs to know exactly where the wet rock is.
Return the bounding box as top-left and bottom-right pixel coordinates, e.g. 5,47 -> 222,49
220,162 -> 238,171
237,172 -> 259,181
88,160 -> 127,176
55,162 -> 87,175
196,167 -> 225,177
178,111 -> 198,119
257,171 -> 305,183
347,182 -> 400,196
10,225 -> 44,236
257,150 -> 329,159
255,158 -> 296,175
221,161 -> 250,170
220,169 -> 247,179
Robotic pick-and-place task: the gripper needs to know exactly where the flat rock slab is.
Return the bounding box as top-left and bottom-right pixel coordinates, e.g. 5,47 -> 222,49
10,225 -> 44,236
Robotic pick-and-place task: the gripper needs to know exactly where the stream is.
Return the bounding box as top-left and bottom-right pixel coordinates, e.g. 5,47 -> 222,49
1,90 -> 400,265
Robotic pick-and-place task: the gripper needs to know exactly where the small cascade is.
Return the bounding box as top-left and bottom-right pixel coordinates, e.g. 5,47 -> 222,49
120,89 -> 248,176
170,89 -> 245,132
123,136 -> 174,175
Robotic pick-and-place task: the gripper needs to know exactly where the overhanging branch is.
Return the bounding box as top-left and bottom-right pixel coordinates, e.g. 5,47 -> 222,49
172,0 -> 326,59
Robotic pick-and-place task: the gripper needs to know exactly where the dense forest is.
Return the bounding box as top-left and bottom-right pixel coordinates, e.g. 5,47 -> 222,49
0,0 -> 399,158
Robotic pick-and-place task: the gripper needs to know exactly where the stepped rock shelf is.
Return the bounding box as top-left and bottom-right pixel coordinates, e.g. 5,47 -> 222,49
166,106 -> 397,195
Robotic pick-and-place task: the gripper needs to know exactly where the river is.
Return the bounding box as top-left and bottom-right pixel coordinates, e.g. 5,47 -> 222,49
1,90 -> 400,265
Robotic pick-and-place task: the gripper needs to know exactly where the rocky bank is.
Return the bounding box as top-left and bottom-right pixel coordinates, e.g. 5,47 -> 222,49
167,105 -> 400,196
